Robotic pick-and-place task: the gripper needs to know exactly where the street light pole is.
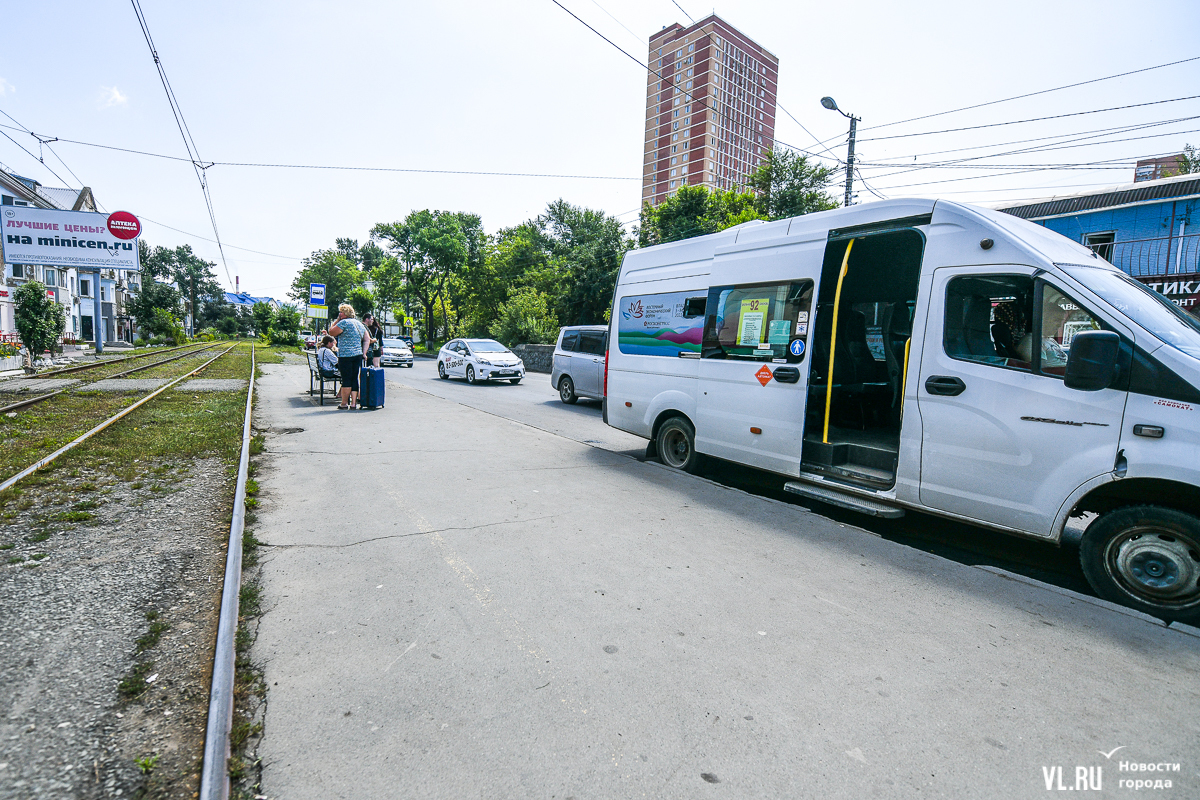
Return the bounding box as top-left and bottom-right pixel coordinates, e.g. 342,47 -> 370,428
821,96 -> 861,207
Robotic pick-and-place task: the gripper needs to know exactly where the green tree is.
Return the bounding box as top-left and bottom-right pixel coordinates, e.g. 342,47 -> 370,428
527,200 -> 632,325
638,185 -> 764,246
251,302 -> 276,337
14,281 -> 66,369
128,280 -> 182,340
489,286 -> 559,345
370,255 -> 407,332
747,149 -> 839,219
270,305 -> 302,345
346,286 -> 375,319
289,249 -> 364,316
1169,144 -> 1200,176
372,210 -> 470,344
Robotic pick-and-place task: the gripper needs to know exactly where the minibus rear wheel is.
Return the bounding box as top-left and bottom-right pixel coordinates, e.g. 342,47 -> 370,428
559,376 -> 578,404
1080,505 -> 1200,624
657,417 -> 700,474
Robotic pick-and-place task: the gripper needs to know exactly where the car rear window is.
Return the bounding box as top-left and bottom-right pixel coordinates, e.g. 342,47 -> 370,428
560,332 -> 579,352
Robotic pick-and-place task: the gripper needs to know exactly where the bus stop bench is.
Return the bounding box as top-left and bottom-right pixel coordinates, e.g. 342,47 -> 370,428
306,350 -> 340,405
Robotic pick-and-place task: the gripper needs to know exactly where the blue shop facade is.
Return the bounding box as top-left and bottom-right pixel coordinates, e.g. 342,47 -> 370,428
997,172 -> 1199,317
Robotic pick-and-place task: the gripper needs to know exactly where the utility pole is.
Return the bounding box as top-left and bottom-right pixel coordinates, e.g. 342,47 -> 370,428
844,113 -> 859,207
93,267 -> 103,354
821,96 -> 861,207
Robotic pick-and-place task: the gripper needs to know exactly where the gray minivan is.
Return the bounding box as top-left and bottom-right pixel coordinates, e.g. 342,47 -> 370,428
551,325 -> 607,404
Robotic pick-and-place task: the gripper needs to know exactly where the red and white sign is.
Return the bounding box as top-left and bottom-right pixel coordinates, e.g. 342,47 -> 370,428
755,365 -> 774,386
106,211 -> 141,240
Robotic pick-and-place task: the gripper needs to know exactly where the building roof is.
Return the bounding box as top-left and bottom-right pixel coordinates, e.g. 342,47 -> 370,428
224,292 -> 277,308
995,171 -> 1200,220
0,168 -> 97,210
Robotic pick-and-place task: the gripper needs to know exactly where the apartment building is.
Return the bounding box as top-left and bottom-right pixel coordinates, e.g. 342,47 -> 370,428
642,14 -> 779,207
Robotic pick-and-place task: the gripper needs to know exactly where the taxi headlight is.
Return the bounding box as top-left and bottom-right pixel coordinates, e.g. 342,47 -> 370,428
478,358 -> 493,366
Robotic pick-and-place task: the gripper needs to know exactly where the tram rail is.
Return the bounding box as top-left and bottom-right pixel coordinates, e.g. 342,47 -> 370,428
21,341 -> 210,380
0,341 -> 224,415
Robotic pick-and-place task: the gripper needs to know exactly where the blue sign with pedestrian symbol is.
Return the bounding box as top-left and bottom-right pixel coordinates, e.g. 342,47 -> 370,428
789,339 -> 806,357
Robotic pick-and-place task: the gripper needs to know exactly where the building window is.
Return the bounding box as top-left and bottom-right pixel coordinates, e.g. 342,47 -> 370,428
45,269 -> 56,287
80,278 -> 91,297
1083,232 -> 1116,262
12,264 -> 23,278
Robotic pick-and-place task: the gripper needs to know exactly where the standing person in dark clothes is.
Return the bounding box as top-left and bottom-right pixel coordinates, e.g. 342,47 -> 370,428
364,314 -> 383,368
327,304 -> 369,410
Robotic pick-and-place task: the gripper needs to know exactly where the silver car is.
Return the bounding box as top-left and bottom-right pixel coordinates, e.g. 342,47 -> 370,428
551,325 -> 607,404
380,338 -> 414,367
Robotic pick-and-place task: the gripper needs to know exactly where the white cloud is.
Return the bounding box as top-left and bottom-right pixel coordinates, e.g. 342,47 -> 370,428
0,78 -> 15,96
98,86 -> 128,107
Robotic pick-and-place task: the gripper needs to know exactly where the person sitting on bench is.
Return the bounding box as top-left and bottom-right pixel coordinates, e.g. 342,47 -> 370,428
317,335 -> 339,378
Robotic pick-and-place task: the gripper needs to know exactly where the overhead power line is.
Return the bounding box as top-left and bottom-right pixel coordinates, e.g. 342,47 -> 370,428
858,95 -> 1200,142
130,0 -> 233,287
861,54 -> 1200,134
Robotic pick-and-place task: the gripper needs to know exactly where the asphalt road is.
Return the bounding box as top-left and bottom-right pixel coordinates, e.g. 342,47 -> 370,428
250,362 -> 1199,799
387,359 -> 1094,596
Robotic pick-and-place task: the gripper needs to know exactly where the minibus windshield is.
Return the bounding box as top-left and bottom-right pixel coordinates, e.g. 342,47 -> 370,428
1064,265 -> 1200,359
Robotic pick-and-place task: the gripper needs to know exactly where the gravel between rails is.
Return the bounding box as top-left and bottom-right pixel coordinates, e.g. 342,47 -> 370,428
0,459 -> 233,799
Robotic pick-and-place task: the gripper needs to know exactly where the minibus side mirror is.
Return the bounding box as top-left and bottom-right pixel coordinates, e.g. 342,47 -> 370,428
1064,331 -> 1120,391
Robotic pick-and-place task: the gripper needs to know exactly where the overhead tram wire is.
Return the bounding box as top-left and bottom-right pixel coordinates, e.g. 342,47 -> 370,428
0,108 -> 89,192
130,0 -> 234,288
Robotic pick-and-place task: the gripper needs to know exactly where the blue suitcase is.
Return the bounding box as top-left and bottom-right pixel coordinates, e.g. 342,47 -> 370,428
359,366 -> 385,409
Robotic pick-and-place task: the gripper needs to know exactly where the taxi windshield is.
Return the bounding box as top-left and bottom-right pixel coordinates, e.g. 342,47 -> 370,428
470,340 -> 509,352
1063,264 -> 1200,359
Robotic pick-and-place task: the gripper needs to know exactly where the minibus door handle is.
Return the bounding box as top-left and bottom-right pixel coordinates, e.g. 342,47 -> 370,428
925,375 -> 966,396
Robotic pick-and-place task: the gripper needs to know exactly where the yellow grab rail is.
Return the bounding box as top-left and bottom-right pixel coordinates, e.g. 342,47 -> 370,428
901,337 -> 912,413
823,238 -> 854,444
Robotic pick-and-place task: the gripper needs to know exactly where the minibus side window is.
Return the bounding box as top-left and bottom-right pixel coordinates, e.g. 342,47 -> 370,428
944,275 -> 1035,371
702,280 -> 814,362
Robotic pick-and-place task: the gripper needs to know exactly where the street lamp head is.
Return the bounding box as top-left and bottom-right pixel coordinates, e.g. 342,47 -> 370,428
820,96 -> 839,112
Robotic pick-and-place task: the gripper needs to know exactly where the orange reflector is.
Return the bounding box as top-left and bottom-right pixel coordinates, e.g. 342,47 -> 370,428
750,427 -> 762,435
625,401 -> 632,407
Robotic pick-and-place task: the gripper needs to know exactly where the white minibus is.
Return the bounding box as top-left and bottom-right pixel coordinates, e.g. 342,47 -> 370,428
603,199 -> 1200,623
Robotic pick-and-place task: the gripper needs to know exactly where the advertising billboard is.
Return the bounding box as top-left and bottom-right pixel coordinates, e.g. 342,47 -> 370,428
1,207 -> 142,271
617,290 -> 704,357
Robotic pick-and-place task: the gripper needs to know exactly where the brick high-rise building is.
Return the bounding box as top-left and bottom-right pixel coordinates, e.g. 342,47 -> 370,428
642,15 -> 779,207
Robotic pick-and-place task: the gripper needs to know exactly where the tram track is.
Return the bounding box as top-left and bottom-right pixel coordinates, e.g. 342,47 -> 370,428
0,342 -> 259,798
0,342 -> 224,415
0,343 -> 239,491
21,341 -> 210,381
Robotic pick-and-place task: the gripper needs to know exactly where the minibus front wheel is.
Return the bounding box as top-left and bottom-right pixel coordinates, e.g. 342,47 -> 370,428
1080,505 -> 1200,624
657,417 -> 701,474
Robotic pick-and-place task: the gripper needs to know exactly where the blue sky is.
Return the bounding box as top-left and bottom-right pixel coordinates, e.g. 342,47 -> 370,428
1,0 -> 1197,298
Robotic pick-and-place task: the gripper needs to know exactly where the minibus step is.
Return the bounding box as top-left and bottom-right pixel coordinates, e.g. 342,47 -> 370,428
783,481 -> 905,518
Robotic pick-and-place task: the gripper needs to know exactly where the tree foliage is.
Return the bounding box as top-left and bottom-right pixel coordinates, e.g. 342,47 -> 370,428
488,286 -> 559,345
251,302 -> 275,336
638,184 -> 764,246
289,249 -> 364,313
1170,144 -> 1200,176
746,148 -> 840,219
128,280 -> 182,337
14,281 -> 66,367
137,244 -> 222,335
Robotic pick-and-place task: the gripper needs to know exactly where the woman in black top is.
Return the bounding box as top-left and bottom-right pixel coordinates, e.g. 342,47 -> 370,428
363,314 -> 383,368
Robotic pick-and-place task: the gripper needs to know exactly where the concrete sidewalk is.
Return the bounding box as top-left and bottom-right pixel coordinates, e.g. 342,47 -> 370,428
251,364 -> 1199,799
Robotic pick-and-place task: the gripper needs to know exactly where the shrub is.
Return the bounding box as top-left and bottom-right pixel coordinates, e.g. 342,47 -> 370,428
489,287 -> 559,345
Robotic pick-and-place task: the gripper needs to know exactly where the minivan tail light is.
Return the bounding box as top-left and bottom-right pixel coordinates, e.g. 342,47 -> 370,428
603,348 -> 609,397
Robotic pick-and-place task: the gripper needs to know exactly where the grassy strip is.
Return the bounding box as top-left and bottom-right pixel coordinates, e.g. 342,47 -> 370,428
0,392 -> 141,487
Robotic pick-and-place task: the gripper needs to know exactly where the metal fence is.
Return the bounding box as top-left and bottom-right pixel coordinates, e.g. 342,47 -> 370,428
1100,232 -> 1200,278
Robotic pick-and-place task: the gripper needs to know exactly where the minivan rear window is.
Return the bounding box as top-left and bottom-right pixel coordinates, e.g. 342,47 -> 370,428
560,332 -> 579,352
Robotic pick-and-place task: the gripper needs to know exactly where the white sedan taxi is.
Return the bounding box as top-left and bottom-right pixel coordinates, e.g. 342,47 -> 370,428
437,339 -> 525,384
379,338 -> 414,367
